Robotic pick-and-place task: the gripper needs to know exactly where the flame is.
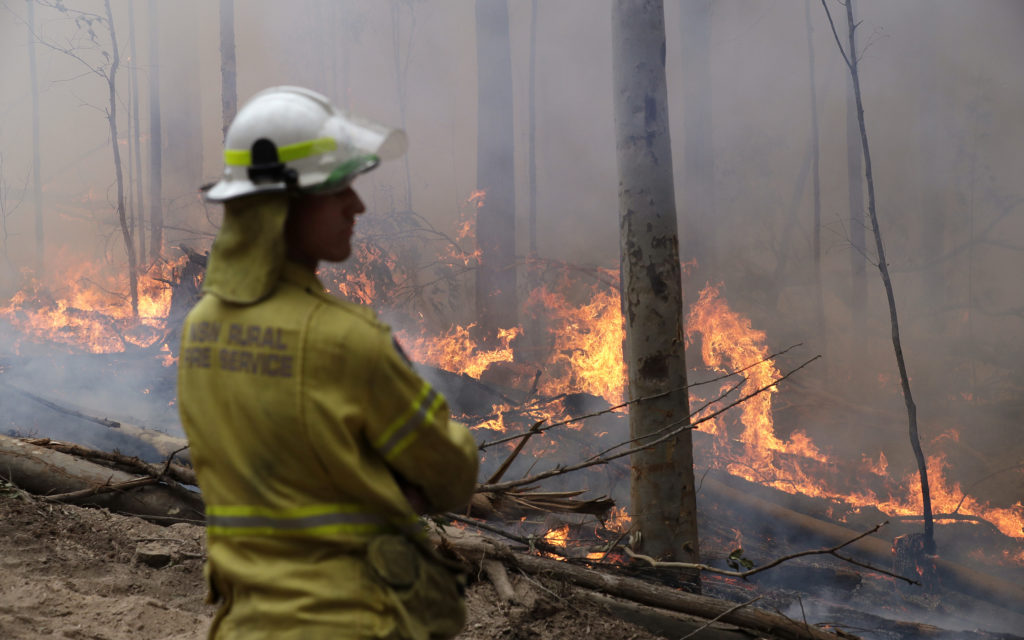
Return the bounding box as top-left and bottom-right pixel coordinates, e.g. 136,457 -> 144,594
603,506 -> 631,534
686,282 -> 1024,544
398,324 -> 519,380
5,193 -> 1018,566
543,524 -> 570,548
0,256 -> 180,354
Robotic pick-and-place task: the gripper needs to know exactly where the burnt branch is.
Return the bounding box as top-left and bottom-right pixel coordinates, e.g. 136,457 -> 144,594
478,342 -> 806,451
479,355 -> 820,493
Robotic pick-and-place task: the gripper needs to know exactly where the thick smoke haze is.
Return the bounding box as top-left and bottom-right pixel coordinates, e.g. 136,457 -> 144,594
0,0 -> 1021,524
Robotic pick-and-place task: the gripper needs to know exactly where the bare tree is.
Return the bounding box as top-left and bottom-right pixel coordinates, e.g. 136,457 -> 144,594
147,0 -> 163,260
805,0 -> 827,370
822,0 -> 935,554
844,2 -> 867,330
26,0 -> 44,277
474,0 -> 517,341
33,0 -> 140,316
612,0 -> 700,583
127,0 -> 145,267
0,154 -> 29,267
527,0 -> 538,260
390,0 -> 417,212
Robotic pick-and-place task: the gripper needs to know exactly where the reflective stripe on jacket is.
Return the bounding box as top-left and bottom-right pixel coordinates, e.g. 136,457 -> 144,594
178,261 -> 479,639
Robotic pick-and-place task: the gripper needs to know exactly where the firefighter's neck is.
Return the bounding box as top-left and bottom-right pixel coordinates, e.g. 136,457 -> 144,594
286,248 -> 319,272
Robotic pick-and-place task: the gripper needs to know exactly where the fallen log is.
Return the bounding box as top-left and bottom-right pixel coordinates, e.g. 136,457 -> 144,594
21,438 -> 197,486
577,591 -> 759,640
0,380 -> 192,465
441,527 -> 854,640
0,434 -> 203,524
703,474 -> 1024,618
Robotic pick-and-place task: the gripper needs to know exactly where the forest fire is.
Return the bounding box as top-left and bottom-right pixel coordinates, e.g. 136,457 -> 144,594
0,256 -> 182,358
1,219 -> 1021,568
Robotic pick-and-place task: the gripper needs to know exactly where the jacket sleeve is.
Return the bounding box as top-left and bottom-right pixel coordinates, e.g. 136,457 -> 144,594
363,332 -> 479,513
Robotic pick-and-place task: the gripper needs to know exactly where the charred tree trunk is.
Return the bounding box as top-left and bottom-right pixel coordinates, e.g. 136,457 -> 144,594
147,0 -> 163,261
219,0 -> 237,143
26,0 -> 44,277
678,0 -> 715,281
103,0 -> 139,318
474,0 -> 517,341
127,0 -> 146,267
612,0 -> 700,583
823,0 -> 935,554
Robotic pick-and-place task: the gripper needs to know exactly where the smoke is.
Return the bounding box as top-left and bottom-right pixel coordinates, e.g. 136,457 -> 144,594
0,0 -> 1021,605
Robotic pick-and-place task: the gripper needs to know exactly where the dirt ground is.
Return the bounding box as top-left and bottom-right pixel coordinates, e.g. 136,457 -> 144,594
0,489 -> 664,640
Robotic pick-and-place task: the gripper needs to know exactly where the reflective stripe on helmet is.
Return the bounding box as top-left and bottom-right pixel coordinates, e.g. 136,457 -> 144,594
206,503 -> 394,537
223,137 -> 339,167
374,382 -> 445,461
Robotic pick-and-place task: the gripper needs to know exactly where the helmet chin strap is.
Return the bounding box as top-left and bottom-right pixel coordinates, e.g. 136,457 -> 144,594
247,138 -> 299,188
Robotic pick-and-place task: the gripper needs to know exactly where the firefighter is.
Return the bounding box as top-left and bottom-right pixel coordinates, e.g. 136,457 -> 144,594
178,86 -> 479,640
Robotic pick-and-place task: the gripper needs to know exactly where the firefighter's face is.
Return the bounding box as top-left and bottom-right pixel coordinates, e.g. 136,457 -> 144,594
286,187 -> 366,267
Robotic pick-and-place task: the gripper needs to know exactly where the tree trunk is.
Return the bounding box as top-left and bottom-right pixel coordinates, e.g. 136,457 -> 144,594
679,0 -> 715,280
159,0 -> 203,232
830,0 -> 935,554
474,0 -> 517,341
527,0 -> 538,259
26,0 -> 44,277
612,0 -> 700,582
147,0 -> 163,261
219,0 -> 237,143
845,3 -> 866,331
104,0 -> 139,318
806,0 -> 827,372
916,9 -> 946,330
127,0 -> 146,267
390,0 -> 415,212
0,435 -> 203,524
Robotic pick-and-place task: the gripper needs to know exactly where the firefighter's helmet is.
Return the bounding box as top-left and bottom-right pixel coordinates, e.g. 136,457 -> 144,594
203,86 -> 406,202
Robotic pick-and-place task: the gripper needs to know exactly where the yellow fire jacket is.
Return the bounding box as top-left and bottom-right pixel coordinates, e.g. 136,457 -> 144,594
178,261 -> 479,640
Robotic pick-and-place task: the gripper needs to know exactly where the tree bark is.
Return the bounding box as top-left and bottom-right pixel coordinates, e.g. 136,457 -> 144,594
219,0 -> 237,143
147,0 -> 163,261
474,0 -> 517,341
26,0 -> 44,277
612,0 -> 700,580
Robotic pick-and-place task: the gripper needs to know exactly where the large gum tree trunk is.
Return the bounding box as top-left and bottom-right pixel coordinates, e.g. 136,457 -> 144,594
612,0 -> 700,583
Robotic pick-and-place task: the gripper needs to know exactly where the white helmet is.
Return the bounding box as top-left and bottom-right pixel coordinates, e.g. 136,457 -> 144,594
203,86 -> 407,202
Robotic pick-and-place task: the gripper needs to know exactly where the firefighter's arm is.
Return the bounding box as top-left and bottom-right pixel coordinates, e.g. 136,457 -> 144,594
365,334 -> 479,513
